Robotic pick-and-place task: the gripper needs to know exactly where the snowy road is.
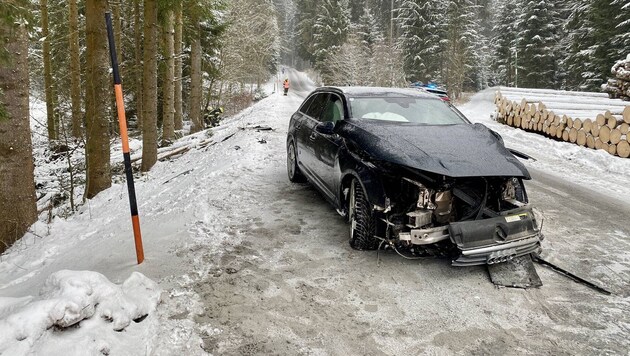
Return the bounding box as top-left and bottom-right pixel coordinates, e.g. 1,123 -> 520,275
1,72 -> 630,354
179,75 -> 630,354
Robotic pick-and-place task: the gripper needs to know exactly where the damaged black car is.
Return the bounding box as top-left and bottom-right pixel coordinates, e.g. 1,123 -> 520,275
286,87 -> 543,266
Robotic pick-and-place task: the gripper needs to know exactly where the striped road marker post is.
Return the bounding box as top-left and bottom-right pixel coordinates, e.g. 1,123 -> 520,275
105,12 -> 144,264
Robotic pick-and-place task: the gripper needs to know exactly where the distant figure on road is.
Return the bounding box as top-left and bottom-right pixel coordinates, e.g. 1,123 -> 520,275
283,79 -> 289,96
281,67 -> 285,74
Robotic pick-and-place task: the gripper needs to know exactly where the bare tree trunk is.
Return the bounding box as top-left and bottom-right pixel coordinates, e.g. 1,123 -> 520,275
0,20 -> 37,252
134,0 -> 143,130
69,0 -> 82,138
189,23 -> 203,133
110,0 -> 122,135
85,0 -> 112,198
113,1 -> 122,59
161,10 -> 175,145
174,2 -> 183,130
141,0 -> 158,171
41,0 -> 57,141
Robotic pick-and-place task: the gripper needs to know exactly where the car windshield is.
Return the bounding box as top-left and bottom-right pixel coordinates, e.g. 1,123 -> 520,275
348,97 -> 465,125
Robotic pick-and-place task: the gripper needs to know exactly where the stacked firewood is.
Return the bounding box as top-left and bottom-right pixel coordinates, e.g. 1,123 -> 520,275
494,87 -> 630,158
602,54 -> 630,101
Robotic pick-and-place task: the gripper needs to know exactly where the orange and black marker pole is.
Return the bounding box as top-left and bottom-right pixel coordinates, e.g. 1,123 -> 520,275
105,13 -> 144,264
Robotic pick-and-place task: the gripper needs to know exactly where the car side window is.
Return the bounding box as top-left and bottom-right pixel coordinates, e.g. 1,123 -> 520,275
305,93 -> 329,119
299,95 -> 316,115
320,94 -> 345,123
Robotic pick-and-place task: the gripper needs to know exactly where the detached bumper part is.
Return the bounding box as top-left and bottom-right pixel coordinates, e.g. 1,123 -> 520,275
448,208 -> 542,267
452,236 -> 541,266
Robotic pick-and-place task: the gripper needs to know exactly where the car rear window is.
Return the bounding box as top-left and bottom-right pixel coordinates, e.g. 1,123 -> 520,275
348,97 -> 465,125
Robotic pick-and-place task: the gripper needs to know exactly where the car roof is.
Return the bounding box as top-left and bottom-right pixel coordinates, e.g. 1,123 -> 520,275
314,86 -> 438,99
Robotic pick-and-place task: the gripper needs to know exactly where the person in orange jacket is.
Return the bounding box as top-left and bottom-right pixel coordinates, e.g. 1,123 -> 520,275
283,79 -> 289,95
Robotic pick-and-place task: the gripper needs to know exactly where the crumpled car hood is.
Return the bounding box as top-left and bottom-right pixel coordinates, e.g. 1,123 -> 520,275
337,120 -> 530,179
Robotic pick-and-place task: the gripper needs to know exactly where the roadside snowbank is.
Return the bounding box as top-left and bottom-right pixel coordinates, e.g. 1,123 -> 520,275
0,270 -> 160,355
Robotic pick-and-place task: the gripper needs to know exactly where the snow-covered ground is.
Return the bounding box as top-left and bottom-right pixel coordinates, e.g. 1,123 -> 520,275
1,77 -> 307,354
1,81 -> 629,354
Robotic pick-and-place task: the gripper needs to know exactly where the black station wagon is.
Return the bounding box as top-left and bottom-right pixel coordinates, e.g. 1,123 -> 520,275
286,87 -> 543,266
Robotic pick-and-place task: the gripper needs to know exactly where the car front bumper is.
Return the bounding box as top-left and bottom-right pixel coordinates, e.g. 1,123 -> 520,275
448,207 -> 543,266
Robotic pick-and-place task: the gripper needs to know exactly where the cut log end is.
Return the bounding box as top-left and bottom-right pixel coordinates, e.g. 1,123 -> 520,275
617,140 -> 630,158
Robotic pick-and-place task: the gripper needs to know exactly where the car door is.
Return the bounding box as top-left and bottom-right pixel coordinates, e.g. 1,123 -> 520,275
296,93 -> 328,178
290,93 -> 316,153
310,93 -> 345,200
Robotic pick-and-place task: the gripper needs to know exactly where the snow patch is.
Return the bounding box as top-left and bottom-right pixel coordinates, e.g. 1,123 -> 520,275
0,270 -> 161,355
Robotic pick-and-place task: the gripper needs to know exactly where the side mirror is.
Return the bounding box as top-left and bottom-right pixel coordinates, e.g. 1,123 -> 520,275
315,121 -> 335,135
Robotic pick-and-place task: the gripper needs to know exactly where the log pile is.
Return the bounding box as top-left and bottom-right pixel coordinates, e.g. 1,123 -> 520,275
602,53 -> 630,101
494,87 -> 630,158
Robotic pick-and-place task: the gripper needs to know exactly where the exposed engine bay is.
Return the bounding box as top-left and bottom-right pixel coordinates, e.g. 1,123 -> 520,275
365,166 -> 543,266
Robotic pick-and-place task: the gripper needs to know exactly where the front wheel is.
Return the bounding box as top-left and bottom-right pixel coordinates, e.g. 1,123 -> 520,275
287,140 -> 306,183
349,179 -> 379,250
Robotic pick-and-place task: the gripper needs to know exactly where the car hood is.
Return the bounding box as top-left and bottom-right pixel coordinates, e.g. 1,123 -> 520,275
336,120 -> 530,179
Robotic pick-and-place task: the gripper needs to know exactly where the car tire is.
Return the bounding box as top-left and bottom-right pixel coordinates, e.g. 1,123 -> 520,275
349,179 -> 379,250
287,140 -> 306,183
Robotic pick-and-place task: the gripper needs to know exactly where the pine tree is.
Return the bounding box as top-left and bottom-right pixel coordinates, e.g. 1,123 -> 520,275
312,0 -> 351,83
85,0 -> 112,198
41,0 -> 58,141
443,0 -> 480,98
562,0 -> 589,89
564,0 -> 628,90
174,2 -> 183,130
272,0 -> 297,66
612,0 -> 630,56
369,0 -> 397,37
471,0 -> 493,89
320,33 -> 365,86
161,7 -> 175,146
69,0 -> 82,138
181,0 -> 226,132
189,20 -> 203,133
295,0 -> 319,64
589,0 -> 626,81
356,5 -> 384,55
141,0 -> 158,171
0,2 -> 37,252
348,0 -> 368,23
516,0 -> 559,89
396,0 -> 445,83
134,0 -> 144,130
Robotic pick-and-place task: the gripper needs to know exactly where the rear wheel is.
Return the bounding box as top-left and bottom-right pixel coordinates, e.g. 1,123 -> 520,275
287,140 -> 306,183
349,179 -> 379,250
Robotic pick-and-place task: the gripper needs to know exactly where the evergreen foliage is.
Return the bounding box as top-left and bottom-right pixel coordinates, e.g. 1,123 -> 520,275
312,0 -> 351,84
396,0 -> 445,83
491,1 -> 519,86
612,0 -> 630,53
443,0 -> 480,98
564,0 -> 630,90
516,0 -> 559,89
356,6 -> 385,54
295,0 -> 319,63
